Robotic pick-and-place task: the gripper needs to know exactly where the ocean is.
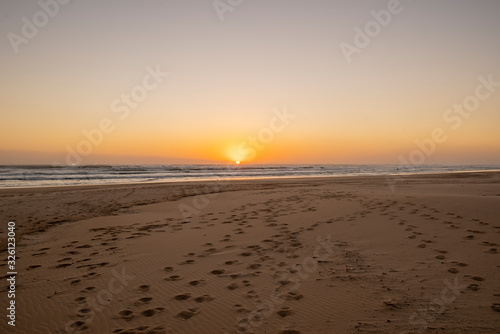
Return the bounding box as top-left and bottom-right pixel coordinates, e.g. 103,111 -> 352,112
0,164 -> 499,188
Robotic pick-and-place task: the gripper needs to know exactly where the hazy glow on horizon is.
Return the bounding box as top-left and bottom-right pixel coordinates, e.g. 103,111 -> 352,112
1,0 -> 499,165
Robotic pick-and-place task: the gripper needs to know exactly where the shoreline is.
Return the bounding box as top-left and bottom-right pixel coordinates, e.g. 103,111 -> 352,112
1,170 -> 499,333
2,169 -> 500,191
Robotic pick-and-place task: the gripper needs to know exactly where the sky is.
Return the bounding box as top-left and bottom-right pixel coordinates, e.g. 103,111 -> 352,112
1,0 -> 499,165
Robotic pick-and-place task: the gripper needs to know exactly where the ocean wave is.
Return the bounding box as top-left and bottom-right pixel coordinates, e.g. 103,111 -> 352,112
1,164 -> 499,188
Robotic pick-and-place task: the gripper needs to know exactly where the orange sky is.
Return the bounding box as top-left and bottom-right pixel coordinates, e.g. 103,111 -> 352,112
1,1 -> 499,165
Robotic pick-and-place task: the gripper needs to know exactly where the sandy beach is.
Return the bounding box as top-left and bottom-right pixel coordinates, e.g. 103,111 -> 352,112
1,172 -> 500,333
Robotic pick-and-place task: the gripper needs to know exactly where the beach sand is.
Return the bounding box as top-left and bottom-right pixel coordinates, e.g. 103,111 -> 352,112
1,172 -> 499,333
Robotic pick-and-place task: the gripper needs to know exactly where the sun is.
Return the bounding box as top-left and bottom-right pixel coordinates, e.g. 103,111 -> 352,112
226,144 -> 251,164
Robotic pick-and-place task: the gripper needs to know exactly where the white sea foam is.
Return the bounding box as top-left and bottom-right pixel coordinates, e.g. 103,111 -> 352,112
0,164 -> 499,188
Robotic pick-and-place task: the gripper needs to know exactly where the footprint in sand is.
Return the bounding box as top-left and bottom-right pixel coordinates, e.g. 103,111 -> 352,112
70,279 -> 81,286
165,275 -> 182,281
27,265 -> 41,270
87,262 -> 109,270
453,262 -> 468,267
233,304 -> 249,314
194,294 -> 214,303
188,279 -> 206,287
482,241 -> 498,247
174,293 -> 191,301
112,325 -> 169,334
247,263 -> 261,270
134,297 -> 153,305
70,321 -> 88,331
277,306 -> 292,317
163,266 -> 174,272
227,283 -> 239,290
139,285 -> 150,291
81,286 -> 96,293
448,268 -> 459,274
83,272 -> 99,279
78,257 -> 93,263
141,307 -> 164,317
210,269 -> 225,275
118,309 -> 134,320
75,296 -> 86,304
76,244 -> 92,249
285,291 -> 304,300
31,252 -> 47,256
175,308 -> 198,320
467,230 -> 486,234
77,308 -> 91,316
491,304 -> 500,312
245,290 -> 258,299
280,329 -> 300,334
